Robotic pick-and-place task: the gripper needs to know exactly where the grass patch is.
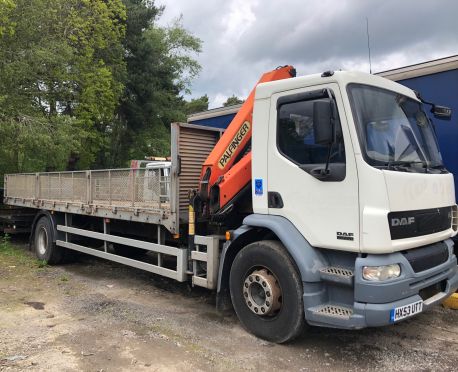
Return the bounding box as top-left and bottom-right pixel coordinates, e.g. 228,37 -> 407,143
0,233 -> 11,250
37,259 -> 48,268
60,275 -> 69,282
0,234 -> 46,268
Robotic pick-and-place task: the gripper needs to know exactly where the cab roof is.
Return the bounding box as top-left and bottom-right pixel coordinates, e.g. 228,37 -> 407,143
254,70 -> 418,101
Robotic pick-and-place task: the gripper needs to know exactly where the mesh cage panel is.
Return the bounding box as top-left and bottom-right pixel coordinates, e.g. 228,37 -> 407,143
5,174 -> 35,198
38,172 -> 86,201
5,168 -> 171,211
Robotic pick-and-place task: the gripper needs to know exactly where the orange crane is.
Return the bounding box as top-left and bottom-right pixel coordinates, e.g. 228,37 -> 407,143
198,65 -> 296,217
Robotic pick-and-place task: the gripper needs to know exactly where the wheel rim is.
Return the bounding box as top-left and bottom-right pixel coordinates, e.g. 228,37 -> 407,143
243,268 -> 282,316
37,227 -> 48,256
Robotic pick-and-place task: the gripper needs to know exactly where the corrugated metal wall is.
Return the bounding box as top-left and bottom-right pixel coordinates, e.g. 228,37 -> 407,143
178,125 -> 222,214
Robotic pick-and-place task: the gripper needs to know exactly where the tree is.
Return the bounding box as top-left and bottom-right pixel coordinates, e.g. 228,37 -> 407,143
0,0 -> 127,175
0,0 -> 202,180
0,115 -> 84,174
223,95 -> 244,107
184,95 -> 209,115
0,0 -> 15,37
109,0 -> 202,164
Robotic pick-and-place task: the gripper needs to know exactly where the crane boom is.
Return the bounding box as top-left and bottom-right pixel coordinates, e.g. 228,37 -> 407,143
198,65 -> 296,215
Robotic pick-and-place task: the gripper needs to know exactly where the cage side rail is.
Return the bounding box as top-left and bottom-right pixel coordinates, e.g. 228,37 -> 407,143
5,168 -> 172,211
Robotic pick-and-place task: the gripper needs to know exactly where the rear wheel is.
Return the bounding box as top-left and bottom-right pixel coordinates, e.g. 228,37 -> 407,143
229,240 -> 305,343
34,216 -> 63,264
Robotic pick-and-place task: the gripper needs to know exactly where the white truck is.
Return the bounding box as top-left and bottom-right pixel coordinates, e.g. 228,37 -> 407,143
3,68 -> 458,343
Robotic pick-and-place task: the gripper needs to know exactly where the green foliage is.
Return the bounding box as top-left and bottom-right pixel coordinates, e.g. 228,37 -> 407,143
0,0 -> 127,174
0,235 -> 49,269
109,0 -> 202,165
185,95 -> 209,115
0,233 -> 10,250
0,0 -> 15,37
0,0 -> 202,176
0,234 -> 29,263
161,17 -> 202,94
0,115 -> 86,174
223,95 -> 244,107
37,259 -> 48,268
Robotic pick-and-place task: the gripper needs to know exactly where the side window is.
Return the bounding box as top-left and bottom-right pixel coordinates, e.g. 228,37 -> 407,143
277,94 -> 346,181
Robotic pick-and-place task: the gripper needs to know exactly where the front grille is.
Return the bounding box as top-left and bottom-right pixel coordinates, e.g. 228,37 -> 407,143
402,242 -> 449,273
388,206 -> 452,240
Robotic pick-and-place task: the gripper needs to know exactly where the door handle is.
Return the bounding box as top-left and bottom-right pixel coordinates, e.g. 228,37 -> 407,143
268,192 -> 284,208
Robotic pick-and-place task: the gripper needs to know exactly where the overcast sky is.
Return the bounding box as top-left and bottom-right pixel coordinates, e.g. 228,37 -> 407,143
158,0 -> 458,108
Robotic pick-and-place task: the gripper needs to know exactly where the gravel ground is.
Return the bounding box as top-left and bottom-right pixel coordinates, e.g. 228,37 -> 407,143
0,237 -> 457,371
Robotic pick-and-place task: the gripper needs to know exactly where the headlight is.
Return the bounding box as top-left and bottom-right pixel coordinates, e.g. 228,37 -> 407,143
362,264 -> 401,281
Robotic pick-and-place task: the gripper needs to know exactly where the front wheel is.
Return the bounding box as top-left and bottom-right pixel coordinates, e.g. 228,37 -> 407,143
34,216 -> 63,264
229,240 -> 305,343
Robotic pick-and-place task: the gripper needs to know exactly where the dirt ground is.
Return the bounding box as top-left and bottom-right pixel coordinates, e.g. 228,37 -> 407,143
1,237 -> 457,372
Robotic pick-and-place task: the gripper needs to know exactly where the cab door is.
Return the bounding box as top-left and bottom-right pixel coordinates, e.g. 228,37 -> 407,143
267,83 -> 360,251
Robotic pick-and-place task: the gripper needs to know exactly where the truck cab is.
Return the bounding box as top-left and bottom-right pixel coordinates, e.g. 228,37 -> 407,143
253,71 -> 456,253
223,70 -> 458,332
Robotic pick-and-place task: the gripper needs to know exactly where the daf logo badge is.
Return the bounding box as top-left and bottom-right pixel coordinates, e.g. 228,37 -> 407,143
391,217 -> 415,227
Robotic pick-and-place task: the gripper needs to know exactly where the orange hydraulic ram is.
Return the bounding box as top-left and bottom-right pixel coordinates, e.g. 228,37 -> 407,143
199,65 -> 296,213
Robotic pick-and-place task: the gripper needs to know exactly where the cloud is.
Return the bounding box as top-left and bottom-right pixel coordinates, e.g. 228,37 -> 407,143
221,0 -> 259,43
158,0 -> 458,108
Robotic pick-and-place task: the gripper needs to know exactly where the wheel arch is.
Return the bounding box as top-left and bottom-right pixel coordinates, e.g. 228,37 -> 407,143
216,214 -> 326,311
29,210 -> 63,249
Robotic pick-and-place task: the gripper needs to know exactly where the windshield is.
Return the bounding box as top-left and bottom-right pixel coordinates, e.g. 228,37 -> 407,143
348,84 -> 444,171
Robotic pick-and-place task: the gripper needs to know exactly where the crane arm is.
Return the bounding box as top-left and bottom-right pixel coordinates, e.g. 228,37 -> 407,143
198,65 -> 296,215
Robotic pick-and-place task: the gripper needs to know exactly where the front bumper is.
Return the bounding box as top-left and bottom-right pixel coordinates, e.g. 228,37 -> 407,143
304,239 -> 458,329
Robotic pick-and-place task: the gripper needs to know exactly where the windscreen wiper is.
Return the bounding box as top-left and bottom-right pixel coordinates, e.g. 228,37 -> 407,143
430,164 -> 448,173
384,160 -> 427,172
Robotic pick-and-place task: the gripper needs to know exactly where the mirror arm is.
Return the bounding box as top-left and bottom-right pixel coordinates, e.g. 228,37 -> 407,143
414,90 -> 434,106
414,90 -> 451,119
321,145 -> 333,176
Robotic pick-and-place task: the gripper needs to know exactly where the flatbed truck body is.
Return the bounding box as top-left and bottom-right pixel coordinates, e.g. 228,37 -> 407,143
3,70 -> 458,343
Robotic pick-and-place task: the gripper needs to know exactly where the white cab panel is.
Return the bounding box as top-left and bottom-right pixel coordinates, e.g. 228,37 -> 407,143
251,98 -> 271,214
383,171 -> 455,211
359,167 -> 455,253
265,83 -> 360,251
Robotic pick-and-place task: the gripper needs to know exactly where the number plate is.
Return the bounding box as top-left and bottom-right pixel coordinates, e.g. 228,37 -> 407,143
390,300 -> 423,323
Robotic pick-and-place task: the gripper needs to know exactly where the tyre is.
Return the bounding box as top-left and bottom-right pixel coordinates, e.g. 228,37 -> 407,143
34,216 -> 63,264
229,240 -> 305,343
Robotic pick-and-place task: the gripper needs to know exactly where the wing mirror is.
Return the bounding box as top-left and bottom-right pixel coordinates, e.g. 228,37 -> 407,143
431,105 -> 452,120
313,99 -> 340,144
414,90 -> 452,121
313,100 -> 333,145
